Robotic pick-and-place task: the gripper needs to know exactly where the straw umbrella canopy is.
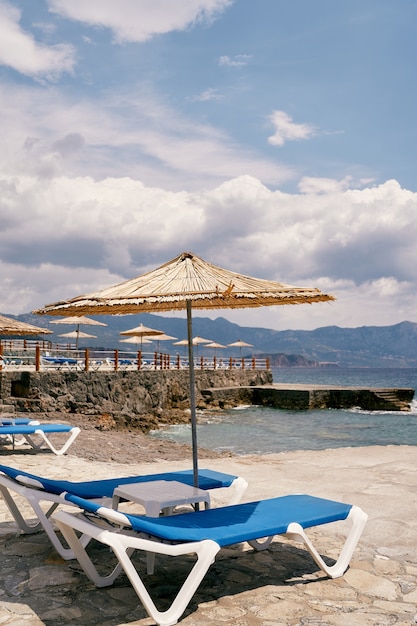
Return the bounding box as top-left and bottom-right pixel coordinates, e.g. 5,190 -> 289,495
50,315 -> 107,349
228,339 -> 253,358
174,336 -> 212,345
120,323 -> 164,350
59,330 -> 96,341
33,251 -> 335,487
191,335 -> 212,357
146,333 -> 177,352
119,337 -> 152,346
204,341 -> 227,358
173,339 -> 189,346
173,335 -> 211,358
172,338 -> 189,359
192,336 -> 212,345
0,314 -> 53,337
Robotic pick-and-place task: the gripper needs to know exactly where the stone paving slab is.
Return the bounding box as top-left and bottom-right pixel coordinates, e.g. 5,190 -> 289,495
0,445 -> 416,625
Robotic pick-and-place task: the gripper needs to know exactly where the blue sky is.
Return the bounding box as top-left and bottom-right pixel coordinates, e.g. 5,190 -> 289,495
1,0 -> 417,331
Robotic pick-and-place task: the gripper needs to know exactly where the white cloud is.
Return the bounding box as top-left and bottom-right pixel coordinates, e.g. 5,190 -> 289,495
191,88 -> 223,102
0,82 -> 292,188
0,260 -> 124,314
268,110 -> 316,147
0,1 -> 75,79
298,176 -> 355,194
218,54 -> 252,68
1,171 -> 417,331
47,0 -> 233,43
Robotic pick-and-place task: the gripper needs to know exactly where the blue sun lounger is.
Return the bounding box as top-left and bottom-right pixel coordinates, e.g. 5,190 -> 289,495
54,492 -> 367,626
0,464 -> 248,559
0,423 -> 80,455
0,418 -> 39,425
41,355 -> 80,369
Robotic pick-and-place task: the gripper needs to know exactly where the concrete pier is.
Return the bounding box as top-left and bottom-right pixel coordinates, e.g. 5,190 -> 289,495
201,383 -> 415,411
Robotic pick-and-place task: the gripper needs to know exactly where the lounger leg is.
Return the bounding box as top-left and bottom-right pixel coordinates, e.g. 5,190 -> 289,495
284,505 -> 368,578
247,536 -> 274,551
55,511 -> 221,626
23,494 -> 85,559
0,484 -> 45,534
0,482 -> 91,560
22,427 -> 80,455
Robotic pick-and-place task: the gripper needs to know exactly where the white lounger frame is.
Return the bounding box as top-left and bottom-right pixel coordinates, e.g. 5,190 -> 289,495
0,473 -> 247,560
54,503 -> 367,626
0,426 -> 80,455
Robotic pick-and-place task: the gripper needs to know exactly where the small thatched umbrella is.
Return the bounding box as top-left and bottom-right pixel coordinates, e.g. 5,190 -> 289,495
228,339 -> 253,358
146,333 -> 178,352
120,323 -> 164,350
119,337 -> 152,346
204,341 -> 227,358
50,315 -> 107,349
59,330 -> 97,347
0,314 -> 53,337
33,251 -> 335,486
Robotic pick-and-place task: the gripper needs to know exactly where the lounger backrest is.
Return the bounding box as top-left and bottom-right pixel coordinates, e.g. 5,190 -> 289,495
0,465 -> 238,498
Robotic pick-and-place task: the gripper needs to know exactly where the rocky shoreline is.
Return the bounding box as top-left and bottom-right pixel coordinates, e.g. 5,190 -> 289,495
20,411 -> 230,464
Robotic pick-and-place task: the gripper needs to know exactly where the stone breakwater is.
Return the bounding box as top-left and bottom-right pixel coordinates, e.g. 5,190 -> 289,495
203,383 -> 415,412
0,369 -> 272,431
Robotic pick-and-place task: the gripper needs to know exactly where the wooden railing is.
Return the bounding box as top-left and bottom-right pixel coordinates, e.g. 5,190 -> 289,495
0,346 -> 269,372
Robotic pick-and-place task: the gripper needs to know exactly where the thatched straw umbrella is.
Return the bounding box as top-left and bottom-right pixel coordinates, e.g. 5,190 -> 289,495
228,339 -> 253,358
33,251 -> 335,486
120,323 -> 164,351
204,341 -> 227,358
50,315 -> 107,349
59,330 -> 97,347
0,314 -> 52,337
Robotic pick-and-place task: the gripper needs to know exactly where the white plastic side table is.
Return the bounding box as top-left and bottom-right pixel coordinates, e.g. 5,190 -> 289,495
112,479 -> 210,516
112,480 -> 211,574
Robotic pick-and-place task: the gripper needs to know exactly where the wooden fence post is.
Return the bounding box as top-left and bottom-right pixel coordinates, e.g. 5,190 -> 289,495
35,345 -> 40,371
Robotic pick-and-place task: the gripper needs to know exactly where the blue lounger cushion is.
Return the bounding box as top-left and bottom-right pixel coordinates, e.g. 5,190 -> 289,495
0,418 -> 39,425
0,424 -> 74,436
63,492 -> 352,547
0,464 -> 241,498
42,356 -> 78,365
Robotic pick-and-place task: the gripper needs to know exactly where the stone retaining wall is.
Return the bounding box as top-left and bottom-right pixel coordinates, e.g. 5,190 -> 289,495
0,369 -> 272,431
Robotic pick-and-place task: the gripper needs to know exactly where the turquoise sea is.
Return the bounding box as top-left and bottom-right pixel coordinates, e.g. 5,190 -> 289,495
150,368 -> 417,455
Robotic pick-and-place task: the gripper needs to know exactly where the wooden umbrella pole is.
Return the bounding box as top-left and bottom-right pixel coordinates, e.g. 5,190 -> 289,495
186,300 -> 199,488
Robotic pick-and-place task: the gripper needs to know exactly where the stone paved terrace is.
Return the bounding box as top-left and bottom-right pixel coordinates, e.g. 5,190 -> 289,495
0,445 -> 416,625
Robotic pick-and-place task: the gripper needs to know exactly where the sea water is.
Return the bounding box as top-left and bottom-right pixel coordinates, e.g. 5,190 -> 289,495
150,368 -> 417,455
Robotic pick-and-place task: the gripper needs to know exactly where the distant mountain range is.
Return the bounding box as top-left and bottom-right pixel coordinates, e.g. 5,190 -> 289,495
5,313 -> 417,367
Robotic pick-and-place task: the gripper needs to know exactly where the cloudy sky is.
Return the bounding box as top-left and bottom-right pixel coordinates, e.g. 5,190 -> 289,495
1,0 -> 416,331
